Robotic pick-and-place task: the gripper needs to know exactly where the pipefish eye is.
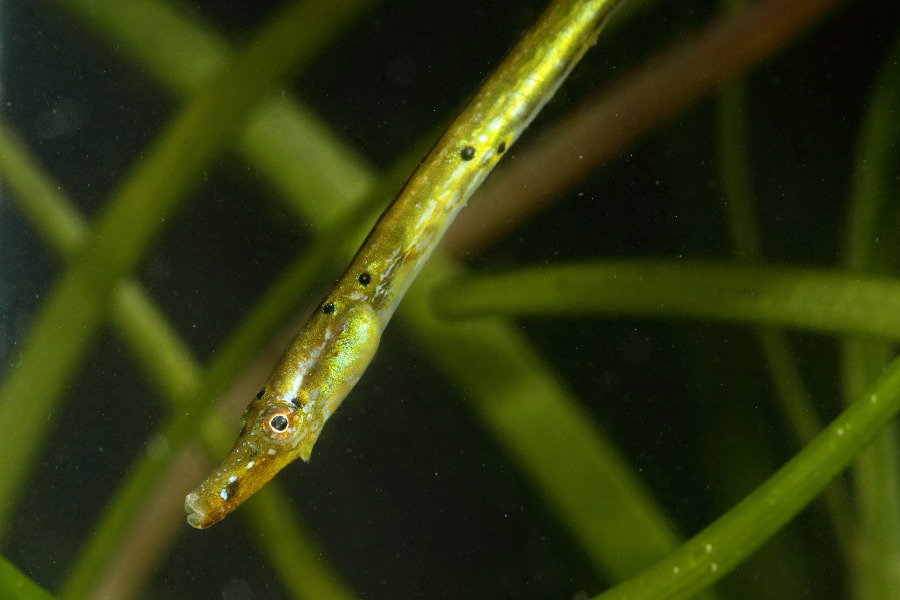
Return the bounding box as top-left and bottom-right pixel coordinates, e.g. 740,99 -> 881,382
261,407 -> 300,441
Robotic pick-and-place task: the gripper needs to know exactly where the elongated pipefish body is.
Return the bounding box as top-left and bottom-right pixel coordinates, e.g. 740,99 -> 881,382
185,0 -> 624,529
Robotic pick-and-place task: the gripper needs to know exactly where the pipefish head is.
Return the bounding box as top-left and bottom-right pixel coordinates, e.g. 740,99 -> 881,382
185,302 -> 382,528
184,395 -> 321,529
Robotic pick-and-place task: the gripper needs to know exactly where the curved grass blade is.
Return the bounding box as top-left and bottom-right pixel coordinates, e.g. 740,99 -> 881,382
49,0 -> 376,228
403,256 -> 698,583
596,351 -> 900,599
0,121 -> 200,401
0,0 -> 375,555
0,114 -> 359,600
713,3 -> 855,575
0,556 -> 56,600
838,33 -> 900,600
433,260 -> 900,340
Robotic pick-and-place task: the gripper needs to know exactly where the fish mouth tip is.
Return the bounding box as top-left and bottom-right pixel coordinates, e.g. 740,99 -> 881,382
186,512 -> 207,529
185,493 -> 210,529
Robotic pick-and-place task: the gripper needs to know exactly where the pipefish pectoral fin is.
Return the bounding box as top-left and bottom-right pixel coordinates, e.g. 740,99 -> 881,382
185,303 -> 382,528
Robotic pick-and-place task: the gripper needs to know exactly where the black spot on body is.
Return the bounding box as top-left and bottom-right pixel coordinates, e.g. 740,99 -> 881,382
497,141 -> 506,154
256,389 -> 265,399
323,302 -> 335,314
358,272 -> 371,286
460,146 -> 475,161
290,396 -> 302,408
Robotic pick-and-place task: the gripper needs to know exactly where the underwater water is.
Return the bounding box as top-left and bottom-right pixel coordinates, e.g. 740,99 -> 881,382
1,0 -> 899,598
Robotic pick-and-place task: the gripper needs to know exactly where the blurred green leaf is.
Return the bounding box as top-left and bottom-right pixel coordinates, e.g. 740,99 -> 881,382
0,556 -> 55,600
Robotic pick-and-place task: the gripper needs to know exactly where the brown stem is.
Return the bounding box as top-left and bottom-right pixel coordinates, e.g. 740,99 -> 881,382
443,0 -> 848,257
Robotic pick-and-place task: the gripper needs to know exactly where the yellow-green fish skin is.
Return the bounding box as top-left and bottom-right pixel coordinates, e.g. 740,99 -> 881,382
186,0 -> 622,529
